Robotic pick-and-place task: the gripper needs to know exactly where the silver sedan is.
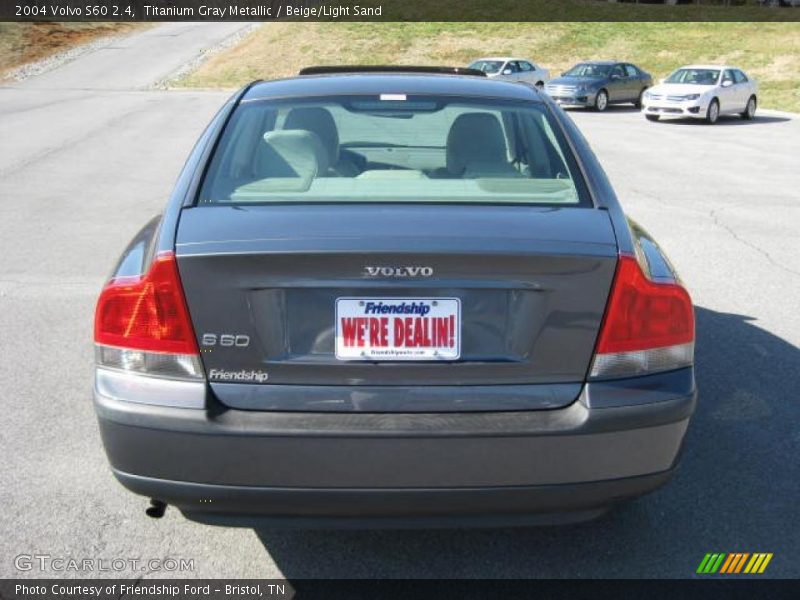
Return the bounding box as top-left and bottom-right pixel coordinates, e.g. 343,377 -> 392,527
468,57 -> 551,88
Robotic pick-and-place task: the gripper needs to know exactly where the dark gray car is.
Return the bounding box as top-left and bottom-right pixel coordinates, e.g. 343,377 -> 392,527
93,67 -> 696,527
545,60 -> 653,111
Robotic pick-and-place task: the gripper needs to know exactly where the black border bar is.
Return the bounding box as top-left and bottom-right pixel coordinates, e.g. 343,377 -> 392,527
2,579 -> 800,600
4,0 -> 800,22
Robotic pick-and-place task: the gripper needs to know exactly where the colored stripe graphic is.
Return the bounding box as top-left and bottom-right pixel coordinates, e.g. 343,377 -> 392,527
710,553 -> 725,573
700,553 -> 773,575
719,554 -> 736,574
721,553 -> 749,574
697,553 -> 727,574
697,554 -> 711,573
696,554 -> 713,574
734,553 -> 749,573
744,554 -> 761,573
758,553 -> 773,573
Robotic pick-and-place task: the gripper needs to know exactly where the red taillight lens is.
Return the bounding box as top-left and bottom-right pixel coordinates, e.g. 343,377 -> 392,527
94,252 -> 198,355
596,256 -> 694,354
591,255 -> 694,380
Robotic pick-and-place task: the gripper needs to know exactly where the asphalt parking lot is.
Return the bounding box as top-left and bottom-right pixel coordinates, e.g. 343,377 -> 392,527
1,23 -> 798,580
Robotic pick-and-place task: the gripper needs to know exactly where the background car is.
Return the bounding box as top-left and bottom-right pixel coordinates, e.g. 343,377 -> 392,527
758,0 -> 800,6
642,65 -> 758,124
544,60 -> 653,111
467,57 -> 550,88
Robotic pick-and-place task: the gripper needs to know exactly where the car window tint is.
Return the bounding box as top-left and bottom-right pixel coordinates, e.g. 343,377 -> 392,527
520,62 -> 533,72
198,96 -> 589,207
734,70 -> 748,84
723,70 -> 735,83
468,60 -> 504,74
665,68 -> 720,85
565,64 -> 612,78
624,65 -> 638,77
612,65 -> 626,77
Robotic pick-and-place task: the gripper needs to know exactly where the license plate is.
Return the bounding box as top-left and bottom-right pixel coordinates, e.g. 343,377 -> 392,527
335,298 -> 461,361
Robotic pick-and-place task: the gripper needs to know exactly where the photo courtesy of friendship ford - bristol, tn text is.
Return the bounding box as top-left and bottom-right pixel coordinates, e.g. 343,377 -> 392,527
1,0 -> 799,593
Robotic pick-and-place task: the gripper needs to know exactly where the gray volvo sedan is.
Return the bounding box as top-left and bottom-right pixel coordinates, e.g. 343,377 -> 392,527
94,66 -> 696,527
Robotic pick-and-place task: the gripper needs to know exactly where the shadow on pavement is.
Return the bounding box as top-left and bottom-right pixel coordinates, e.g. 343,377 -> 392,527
254,307 -> 799,579
655,114 -> 792,126
563,105 -> 640,113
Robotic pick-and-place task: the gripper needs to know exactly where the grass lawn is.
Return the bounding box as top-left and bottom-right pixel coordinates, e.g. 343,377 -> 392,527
0,23 -> 142,79
180,22 -> 800,112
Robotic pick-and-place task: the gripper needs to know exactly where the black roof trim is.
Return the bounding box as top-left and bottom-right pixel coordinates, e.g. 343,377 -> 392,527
299,65 -> 487,77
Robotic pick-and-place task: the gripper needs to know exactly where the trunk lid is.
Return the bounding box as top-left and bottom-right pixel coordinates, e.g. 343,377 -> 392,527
176,204 -> 618,411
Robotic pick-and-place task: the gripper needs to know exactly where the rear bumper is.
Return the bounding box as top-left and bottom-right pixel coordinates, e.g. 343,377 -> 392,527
115,470 -> 675,528
95,369 -> 696,525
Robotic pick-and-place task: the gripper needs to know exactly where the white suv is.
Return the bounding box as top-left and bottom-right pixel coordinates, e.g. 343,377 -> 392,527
642,65 -> 758,124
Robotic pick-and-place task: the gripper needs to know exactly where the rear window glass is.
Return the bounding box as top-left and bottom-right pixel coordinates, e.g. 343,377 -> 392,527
468,60 -> 504,74
198,95 -> 589,206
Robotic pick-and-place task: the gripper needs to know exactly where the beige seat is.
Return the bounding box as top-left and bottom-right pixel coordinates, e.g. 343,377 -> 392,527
283,107 -> 361,176
446,112 -> 519,178
247,130 -> 330,194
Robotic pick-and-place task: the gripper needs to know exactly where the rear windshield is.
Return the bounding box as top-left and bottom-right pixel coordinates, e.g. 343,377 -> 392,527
198,95 -> 589,206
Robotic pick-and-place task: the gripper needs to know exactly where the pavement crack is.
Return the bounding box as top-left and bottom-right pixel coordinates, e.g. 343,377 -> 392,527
629,187 -> 706,214
626,188 -> 799,279
709,205 -> 800,278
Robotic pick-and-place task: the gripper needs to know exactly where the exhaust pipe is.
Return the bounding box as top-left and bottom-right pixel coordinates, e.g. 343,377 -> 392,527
145,499 -> 167,519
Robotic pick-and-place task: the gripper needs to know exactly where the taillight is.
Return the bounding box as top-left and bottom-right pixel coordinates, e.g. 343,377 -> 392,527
94,252 -> 203,381
590,255 -> 694,379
